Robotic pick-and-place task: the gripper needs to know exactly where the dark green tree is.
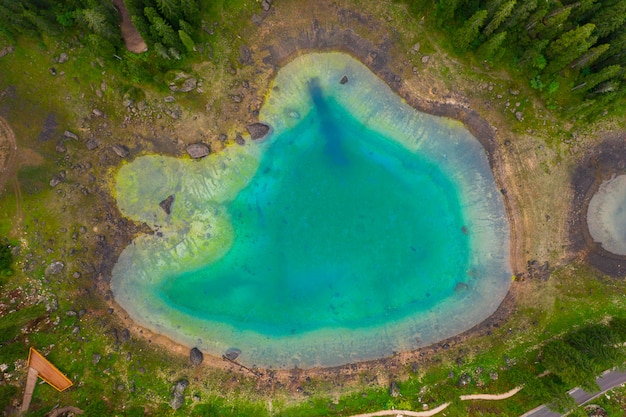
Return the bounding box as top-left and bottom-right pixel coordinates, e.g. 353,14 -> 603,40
544,23 -> 597,73
478,30 -> 508,60
483,0 -> 516,37
589,0 -> 626,38
454,9 -> 488,50
570,43 -> 610,69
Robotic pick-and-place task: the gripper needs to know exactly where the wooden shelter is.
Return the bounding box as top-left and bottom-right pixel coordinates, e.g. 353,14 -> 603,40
20,347 -> 73,414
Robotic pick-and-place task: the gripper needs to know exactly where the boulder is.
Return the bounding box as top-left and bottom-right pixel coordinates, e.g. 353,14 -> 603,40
120,328 -> 131,342
159,195 -> 175,215
64,130 -> 79,140
389,380 -> 400,397
170,379 -> 189,410
246,123 -> 270,140
190,347 -> 204,366
340,75 -> 349,84
235,134 -> 245,146
86,139 -> 99,150
457,373 -> 471,387
45,261 -> 64,276
186,143 -> 210,159
112,144 -> 129,158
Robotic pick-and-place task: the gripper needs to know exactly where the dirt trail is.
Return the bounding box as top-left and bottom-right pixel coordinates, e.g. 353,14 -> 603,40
112,0 -> 147,53
459,385 -> 523,400
0,117 -> 23,234
0,116 -> 17,192
348,387 -> 523,417
348,402 -> 451,417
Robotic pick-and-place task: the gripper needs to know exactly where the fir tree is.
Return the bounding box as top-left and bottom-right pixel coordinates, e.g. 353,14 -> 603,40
589,0 -> 626,38
570,43 -> 610,69
483,0 -> 516,37
478,31 -> 508,60
454,9 -> 488,50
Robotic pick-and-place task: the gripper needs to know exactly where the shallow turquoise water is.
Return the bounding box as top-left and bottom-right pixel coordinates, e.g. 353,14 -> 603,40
159,80 -> 468,335
111,52 -> 511,368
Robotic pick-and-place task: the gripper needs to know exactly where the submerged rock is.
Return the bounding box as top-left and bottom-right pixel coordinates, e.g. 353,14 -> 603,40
186,143 -> 210,159
159,195 -> 175,215
340,75 -> 349,84
246,122 -> 270,140
190,347 -> 203,366
224,347 -> 241,361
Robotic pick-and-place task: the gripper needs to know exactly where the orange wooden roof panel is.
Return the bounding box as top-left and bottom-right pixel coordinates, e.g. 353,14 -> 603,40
27,347 -> 73,392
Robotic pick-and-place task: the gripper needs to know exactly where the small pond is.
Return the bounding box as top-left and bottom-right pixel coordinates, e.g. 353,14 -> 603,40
111,52 -> 511,368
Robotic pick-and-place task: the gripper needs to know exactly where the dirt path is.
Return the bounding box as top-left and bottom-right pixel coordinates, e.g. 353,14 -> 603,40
0,116 -> 17,193
459,385 -> 523,400
0,116 -> 23,234
112,0 -> 147,53
349,402 -> 451,417
348,387 -> 523,417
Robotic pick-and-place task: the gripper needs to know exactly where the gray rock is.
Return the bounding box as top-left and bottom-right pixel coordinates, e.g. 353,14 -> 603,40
0,45 -> 15,58
457,373 -> 471,387
412,42 -> 421,52
120,328 -> 131,342
239,45 -> 252,64
164,95 -> 175,103
92,109 -> 103,117
170,77 -> 197,93
421,55 -> 430,64
231,94 -> 242,103
218,134 -> 227,142
340,75 -> 349,84
45,261 -> 64,276
46,296 -> 59,312
389,380 -> 400,397
64,130 -> 79,140
235,134 -> 245,146
190,347 -> 203,366
170,379 -> 189,410
50,177 -> 62,187
92,353 -> 102,364
186,143 -> 210,159
112,144 -> 129,158
490,371 -> 499,380
159,195 -> 175,215
246,123 -> 270,140
261,0 -> 271,11
55,142 -> 67,153
86,139 -> 99,150
224,347 -> 241,361
57,53 -> 69,64
515,111 -> 523,121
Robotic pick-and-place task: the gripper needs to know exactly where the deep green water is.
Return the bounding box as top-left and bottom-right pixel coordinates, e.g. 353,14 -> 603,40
111,52 -> 511,368
159,80 -> 468,335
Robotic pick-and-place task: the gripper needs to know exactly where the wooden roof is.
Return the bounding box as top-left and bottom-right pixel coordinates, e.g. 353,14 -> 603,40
27,347 -> 73,392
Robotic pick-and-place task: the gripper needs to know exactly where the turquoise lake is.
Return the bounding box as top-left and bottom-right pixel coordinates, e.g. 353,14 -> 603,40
112,52 -> 511,368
